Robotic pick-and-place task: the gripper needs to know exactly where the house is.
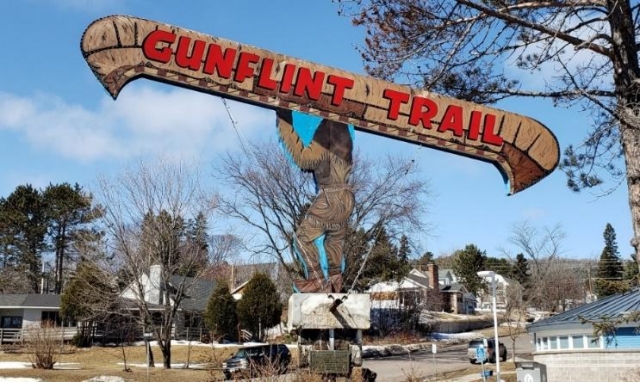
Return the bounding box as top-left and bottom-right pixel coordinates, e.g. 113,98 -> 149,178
438,268 -> 458,286
527,287 -> 640,382
120,265 -> 216,339
228,262 -> 290,300
476,273 -> 516,311
0,294 -> 75,343
368,264 -> 476,315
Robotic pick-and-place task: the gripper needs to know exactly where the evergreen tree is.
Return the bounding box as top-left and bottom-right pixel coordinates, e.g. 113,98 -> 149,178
595,223 -> 626,297
61,259 -> 116,343
452,244 -> 487,295
0,185 -> 48,293
236,273 -> 282,341
182,212 -> 210,277
204,282 -> 238,341
484,257 -> 511,276
416,251 -> 434,267
360,225 -> 399,283
43,183 -> 103,294
510,253 -> 530,286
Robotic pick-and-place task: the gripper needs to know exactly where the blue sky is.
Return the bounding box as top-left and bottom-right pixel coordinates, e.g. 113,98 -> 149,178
0,0 -> 632,262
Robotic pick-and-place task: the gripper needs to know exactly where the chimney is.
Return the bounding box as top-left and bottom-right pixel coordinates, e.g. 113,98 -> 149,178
146,264 -> 162,305
427,263 -> 439,290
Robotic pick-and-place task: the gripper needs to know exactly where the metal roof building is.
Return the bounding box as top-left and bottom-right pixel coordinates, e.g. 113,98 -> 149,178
526,287 -> 640,382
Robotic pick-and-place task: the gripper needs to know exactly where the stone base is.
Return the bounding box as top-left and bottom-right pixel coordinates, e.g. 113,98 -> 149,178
288,293 -> 371,330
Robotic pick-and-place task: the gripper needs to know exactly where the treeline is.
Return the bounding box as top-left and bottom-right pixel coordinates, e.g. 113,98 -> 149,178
0,183 -> 102,294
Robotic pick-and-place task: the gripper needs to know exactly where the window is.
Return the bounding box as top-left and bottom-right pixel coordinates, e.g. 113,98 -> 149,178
41,311 -> 62,326
541,337 -> 548,350
1,316 -> 22,329
549,337 -> 557,349
559,336 -> 569,349
572,335 -> 584,349
586,335 -> 600,348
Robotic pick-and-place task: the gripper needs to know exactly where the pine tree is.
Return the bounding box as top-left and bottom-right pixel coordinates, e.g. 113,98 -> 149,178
452,244 -> 487,295
43,183 -> 103,294
595,223 -> 626,297
204,282 -> 238,342
236,273 -> 282,341
511,253 -> 530,286
0,185 -> 48,293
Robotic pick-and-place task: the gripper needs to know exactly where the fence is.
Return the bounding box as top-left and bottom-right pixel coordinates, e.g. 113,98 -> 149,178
0,327 -> 77,344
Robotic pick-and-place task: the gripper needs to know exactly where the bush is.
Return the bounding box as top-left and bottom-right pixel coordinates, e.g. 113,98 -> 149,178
71,333 -> 92,348
26,322 -> 63,369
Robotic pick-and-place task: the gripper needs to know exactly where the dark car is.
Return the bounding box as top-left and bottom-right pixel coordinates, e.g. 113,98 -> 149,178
467,338 -> 507,364
222,343 -> 291,380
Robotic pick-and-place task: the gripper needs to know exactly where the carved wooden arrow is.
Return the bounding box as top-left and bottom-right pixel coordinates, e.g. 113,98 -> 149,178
81,15 -> 559,194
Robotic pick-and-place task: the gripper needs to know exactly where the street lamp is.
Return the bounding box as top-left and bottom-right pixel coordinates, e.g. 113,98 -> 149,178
477,270 -> 500,382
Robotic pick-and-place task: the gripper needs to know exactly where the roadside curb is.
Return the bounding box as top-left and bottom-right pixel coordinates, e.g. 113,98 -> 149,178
362,342 -> 441,358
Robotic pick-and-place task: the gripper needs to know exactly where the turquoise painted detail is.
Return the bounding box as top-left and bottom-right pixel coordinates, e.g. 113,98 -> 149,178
314,235 -> 329,279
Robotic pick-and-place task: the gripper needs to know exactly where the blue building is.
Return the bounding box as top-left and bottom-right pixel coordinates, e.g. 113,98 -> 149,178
527,287 -> 640,381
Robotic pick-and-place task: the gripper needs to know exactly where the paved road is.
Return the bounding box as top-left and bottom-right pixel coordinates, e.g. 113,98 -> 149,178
364,334 -> 534,382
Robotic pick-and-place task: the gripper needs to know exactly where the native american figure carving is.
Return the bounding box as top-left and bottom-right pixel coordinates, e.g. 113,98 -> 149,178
276,109 -> 355,293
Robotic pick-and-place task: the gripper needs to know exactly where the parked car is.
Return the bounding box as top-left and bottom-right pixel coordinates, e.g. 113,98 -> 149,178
467,338 -> 507,364
222,343 -> 291,380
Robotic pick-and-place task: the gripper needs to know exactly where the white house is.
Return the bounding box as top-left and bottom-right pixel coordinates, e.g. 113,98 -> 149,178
477,272 -> 516,310
0,294 -> 75,343
120,265 -> 216,339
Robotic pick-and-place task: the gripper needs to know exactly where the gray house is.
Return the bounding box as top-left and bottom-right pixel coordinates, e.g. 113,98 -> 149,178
527,287 -> 640,382
0,294 -> 75,342
120,265 -> 216,339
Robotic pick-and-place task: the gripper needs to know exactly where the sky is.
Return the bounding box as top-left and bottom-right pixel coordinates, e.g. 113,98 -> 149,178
0,0 -> 633,263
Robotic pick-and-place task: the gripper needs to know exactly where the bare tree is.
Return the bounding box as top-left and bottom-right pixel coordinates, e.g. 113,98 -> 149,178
505,221 -> 568,310
504,282 -> 526,365
338,0 -> 640,267
95,158 -> 218,369
214,139 -> 432,292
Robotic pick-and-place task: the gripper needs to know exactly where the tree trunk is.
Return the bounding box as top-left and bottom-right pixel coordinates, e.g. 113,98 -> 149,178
608,0 -> 640,269
621,121 -> 640,269
161,339 -> 171,369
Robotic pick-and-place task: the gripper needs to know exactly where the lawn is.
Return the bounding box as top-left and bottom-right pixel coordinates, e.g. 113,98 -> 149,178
0,343 -> 238,382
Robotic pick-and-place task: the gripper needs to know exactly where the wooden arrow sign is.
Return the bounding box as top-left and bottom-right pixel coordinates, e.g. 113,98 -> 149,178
81,15 -> 559,194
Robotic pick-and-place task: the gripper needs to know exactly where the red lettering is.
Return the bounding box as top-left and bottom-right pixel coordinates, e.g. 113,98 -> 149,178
409,96 -> 438,128
203,44 -> 236,78
383,89 -> 410,120
327,75 -> 354,106
468,111 -> 482,140
438,105 -> 464,137
142,30 -> 176,63
175,36 -> 205,71
257,58 -> 278,90
234,52 -> 260,83
481,114 -> 503,146
294,68 -> 325,100
279,64 -> 297,93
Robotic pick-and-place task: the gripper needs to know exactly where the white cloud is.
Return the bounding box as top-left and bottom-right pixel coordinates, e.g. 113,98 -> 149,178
0,86 -> 273,162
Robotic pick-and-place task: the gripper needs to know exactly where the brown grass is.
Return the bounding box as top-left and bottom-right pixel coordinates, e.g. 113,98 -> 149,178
0,344 -> 239,381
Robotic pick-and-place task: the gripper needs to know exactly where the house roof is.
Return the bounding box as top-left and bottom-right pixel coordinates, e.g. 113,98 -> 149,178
406,273 -> 429,288
0,294 -> 61,309
439,283 -> 466,293
527,287 -> 640,332
169,275 -> 216,311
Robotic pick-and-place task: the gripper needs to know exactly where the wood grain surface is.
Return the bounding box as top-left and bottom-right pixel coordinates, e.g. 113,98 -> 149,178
81,15 -> 560,194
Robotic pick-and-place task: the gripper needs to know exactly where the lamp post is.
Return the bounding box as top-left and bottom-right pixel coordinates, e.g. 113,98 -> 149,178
478,270 -> 500,382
